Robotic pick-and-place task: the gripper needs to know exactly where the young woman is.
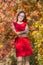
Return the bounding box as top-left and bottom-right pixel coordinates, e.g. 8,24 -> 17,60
11,11 -> 34,65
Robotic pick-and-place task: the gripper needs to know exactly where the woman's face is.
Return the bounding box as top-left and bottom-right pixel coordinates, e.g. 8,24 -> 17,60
18,13 -> 25,22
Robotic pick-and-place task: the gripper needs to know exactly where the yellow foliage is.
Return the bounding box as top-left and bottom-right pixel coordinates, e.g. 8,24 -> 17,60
0,45 -> 3,48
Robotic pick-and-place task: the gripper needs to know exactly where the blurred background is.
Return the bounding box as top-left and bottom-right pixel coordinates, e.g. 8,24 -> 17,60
0,0 -> 43,65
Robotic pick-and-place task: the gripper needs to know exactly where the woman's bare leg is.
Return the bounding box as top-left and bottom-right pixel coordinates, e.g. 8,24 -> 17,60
16,56 -> 23,65
24,56 -> 30,65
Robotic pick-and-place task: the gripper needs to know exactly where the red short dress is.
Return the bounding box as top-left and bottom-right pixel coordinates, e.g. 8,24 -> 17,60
13,22 -> 34,57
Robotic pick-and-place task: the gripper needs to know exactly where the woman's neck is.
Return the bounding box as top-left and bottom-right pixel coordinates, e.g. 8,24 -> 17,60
17,21 -> 23,24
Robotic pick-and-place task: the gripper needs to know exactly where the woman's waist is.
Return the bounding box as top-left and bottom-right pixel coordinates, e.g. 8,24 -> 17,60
17,36 -> 28,39
14,34 -> 28,41
15,35 -> 29,42
18,34 -> 28,37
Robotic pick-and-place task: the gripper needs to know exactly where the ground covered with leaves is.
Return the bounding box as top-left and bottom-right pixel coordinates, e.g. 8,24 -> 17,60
0,0 -> 43,65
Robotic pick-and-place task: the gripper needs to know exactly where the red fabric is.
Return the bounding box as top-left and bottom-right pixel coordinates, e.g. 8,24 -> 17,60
13,22 -> 34,57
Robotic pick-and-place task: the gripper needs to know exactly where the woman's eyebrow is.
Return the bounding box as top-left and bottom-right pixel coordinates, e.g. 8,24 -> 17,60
19,15 -> 24,16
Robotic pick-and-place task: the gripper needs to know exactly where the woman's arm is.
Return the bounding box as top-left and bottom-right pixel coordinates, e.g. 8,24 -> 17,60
11,22 -> 21,35
18,24 -> 29,34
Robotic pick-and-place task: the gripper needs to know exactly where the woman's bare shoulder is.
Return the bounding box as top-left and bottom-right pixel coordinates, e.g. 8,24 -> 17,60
12,21 -> 16,24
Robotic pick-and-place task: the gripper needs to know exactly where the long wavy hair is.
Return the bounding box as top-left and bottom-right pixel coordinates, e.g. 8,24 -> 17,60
16,11 -> 27,22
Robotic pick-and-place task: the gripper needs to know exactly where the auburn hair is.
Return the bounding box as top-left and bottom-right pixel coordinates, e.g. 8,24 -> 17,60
16,11 -> 27,22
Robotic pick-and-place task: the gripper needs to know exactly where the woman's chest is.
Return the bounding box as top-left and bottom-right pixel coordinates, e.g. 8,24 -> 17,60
13,22 -> 26,31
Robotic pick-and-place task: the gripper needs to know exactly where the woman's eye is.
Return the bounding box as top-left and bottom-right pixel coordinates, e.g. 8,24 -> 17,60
19,15 -> 24,17
20,16 -> 24,18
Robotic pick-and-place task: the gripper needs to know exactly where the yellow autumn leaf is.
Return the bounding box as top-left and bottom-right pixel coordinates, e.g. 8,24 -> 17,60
38,43 -> 41,48
0,45 -> 3,48
40,18 -> 43,21
32,31 -> 38,36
